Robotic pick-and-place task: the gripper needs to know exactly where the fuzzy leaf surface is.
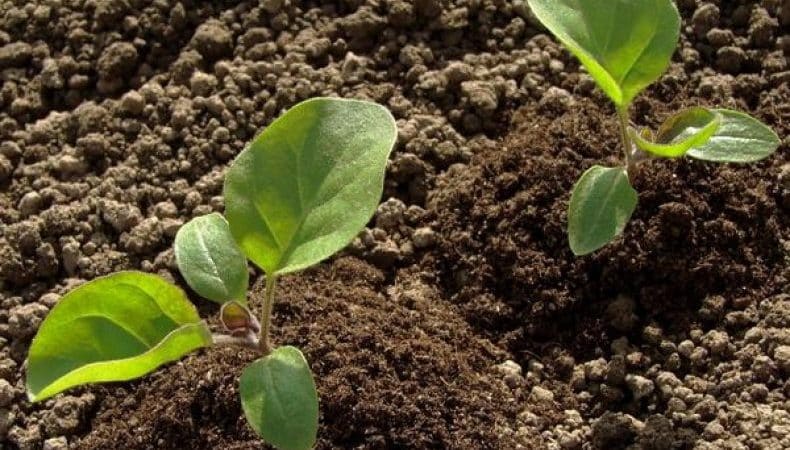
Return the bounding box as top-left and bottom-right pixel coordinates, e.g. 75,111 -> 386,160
630,107 -> 721,158
527,0 -> 680,107
224,97 -> 397,275
569,166 -> 637,256
240,346 -> 319,450
27,272 -> 212,402
175,213 -> 249,303
686,109 -> 780,162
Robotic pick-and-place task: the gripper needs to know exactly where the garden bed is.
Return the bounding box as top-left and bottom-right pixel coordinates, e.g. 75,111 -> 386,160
0,0 -> 787,449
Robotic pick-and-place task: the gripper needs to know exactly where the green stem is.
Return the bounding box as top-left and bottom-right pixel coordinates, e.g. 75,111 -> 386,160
259,275 -> 278,355
617,106 -> 635,176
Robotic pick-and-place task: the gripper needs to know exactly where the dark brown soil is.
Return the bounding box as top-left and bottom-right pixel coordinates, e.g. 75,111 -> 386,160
1,0 -> 788,449
77,258 -> 540,449
431,91 -> 787,357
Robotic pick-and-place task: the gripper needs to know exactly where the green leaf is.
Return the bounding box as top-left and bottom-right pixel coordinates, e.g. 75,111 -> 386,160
686,109 -> 781,163
240,346 -> 319,450
221,300 -> 259,334
27,272 -> 212,402
224,97 -> 397,275
175,213 -> 249,304
568,166 -> 638,256
527,0 -> 680,107
629,107 -> 721,158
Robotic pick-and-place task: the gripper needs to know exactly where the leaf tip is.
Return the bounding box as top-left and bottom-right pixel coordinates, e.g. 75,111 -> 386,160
569,238 -> 597,257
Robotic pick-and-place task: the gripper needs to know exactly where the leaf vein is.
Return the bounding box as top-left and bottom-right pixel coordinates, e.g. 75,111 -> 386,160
194,229 -> 227,294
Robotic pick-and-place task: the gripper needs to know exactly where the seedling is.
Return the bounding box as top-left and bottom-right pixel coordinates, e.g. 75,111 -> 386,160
26,98 -> 398,450
527,0 -> 781,255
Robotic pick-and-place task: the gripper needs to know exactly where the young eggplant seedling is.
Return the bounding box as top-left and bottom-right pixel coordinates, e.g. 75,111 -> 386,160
25,97 -> 398,450
527,0 -> 781,255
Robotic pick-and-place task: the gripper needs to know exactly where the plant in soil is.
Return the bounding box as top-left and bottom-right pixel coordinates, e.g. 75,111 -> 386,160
25,97 -> 397,450
527,0 -> 781,256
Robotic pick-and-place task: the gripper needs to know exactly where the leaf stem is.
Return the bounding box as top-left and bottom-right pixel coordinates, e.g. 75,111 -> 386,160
617,106 -> 636,177
213,333 -> 260,351
259,275 -> 278,355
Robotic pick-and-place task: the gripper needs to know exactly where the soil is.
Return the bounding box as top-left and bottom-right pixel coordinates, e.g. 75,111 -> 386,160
0,1 -> 787,449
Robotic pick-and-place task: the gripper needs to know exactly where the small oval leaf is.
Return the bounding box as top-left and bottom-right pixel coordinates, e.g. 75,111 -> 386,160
569,166 -> 638,256
686,109 -> 781,163
240,346 -> 319,450
527,0 -> 680,107
630,107 -> 721,158
221,300 -> 260,335
224,97 -> 397,275
27,272 -> 213,402
175,213 -> 249,304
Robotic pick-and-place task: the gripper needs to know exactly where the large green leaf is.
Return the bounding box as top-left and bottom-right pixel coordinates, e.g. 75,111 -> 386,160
27,272 -> 212,402
527,0 -> 680,107
175,213 -> 249,304
686,109 -> 781,163
630,107 -> 721,158
569,166 -> 638,256
240,346 -> 319,450
224,97 -> 397,275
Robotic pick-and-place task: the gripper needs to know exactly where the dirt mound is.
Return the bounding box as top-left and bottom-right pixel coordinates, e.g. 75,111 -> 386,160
428,90 -> 788,448
78,258 -> 538,449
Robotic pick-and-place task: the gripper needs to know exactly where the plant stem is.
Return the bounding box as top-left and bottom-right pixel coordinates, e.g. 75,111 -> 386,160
213,333 -> 260,351
617,106 -> 635,176
259,275 -> 278,355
